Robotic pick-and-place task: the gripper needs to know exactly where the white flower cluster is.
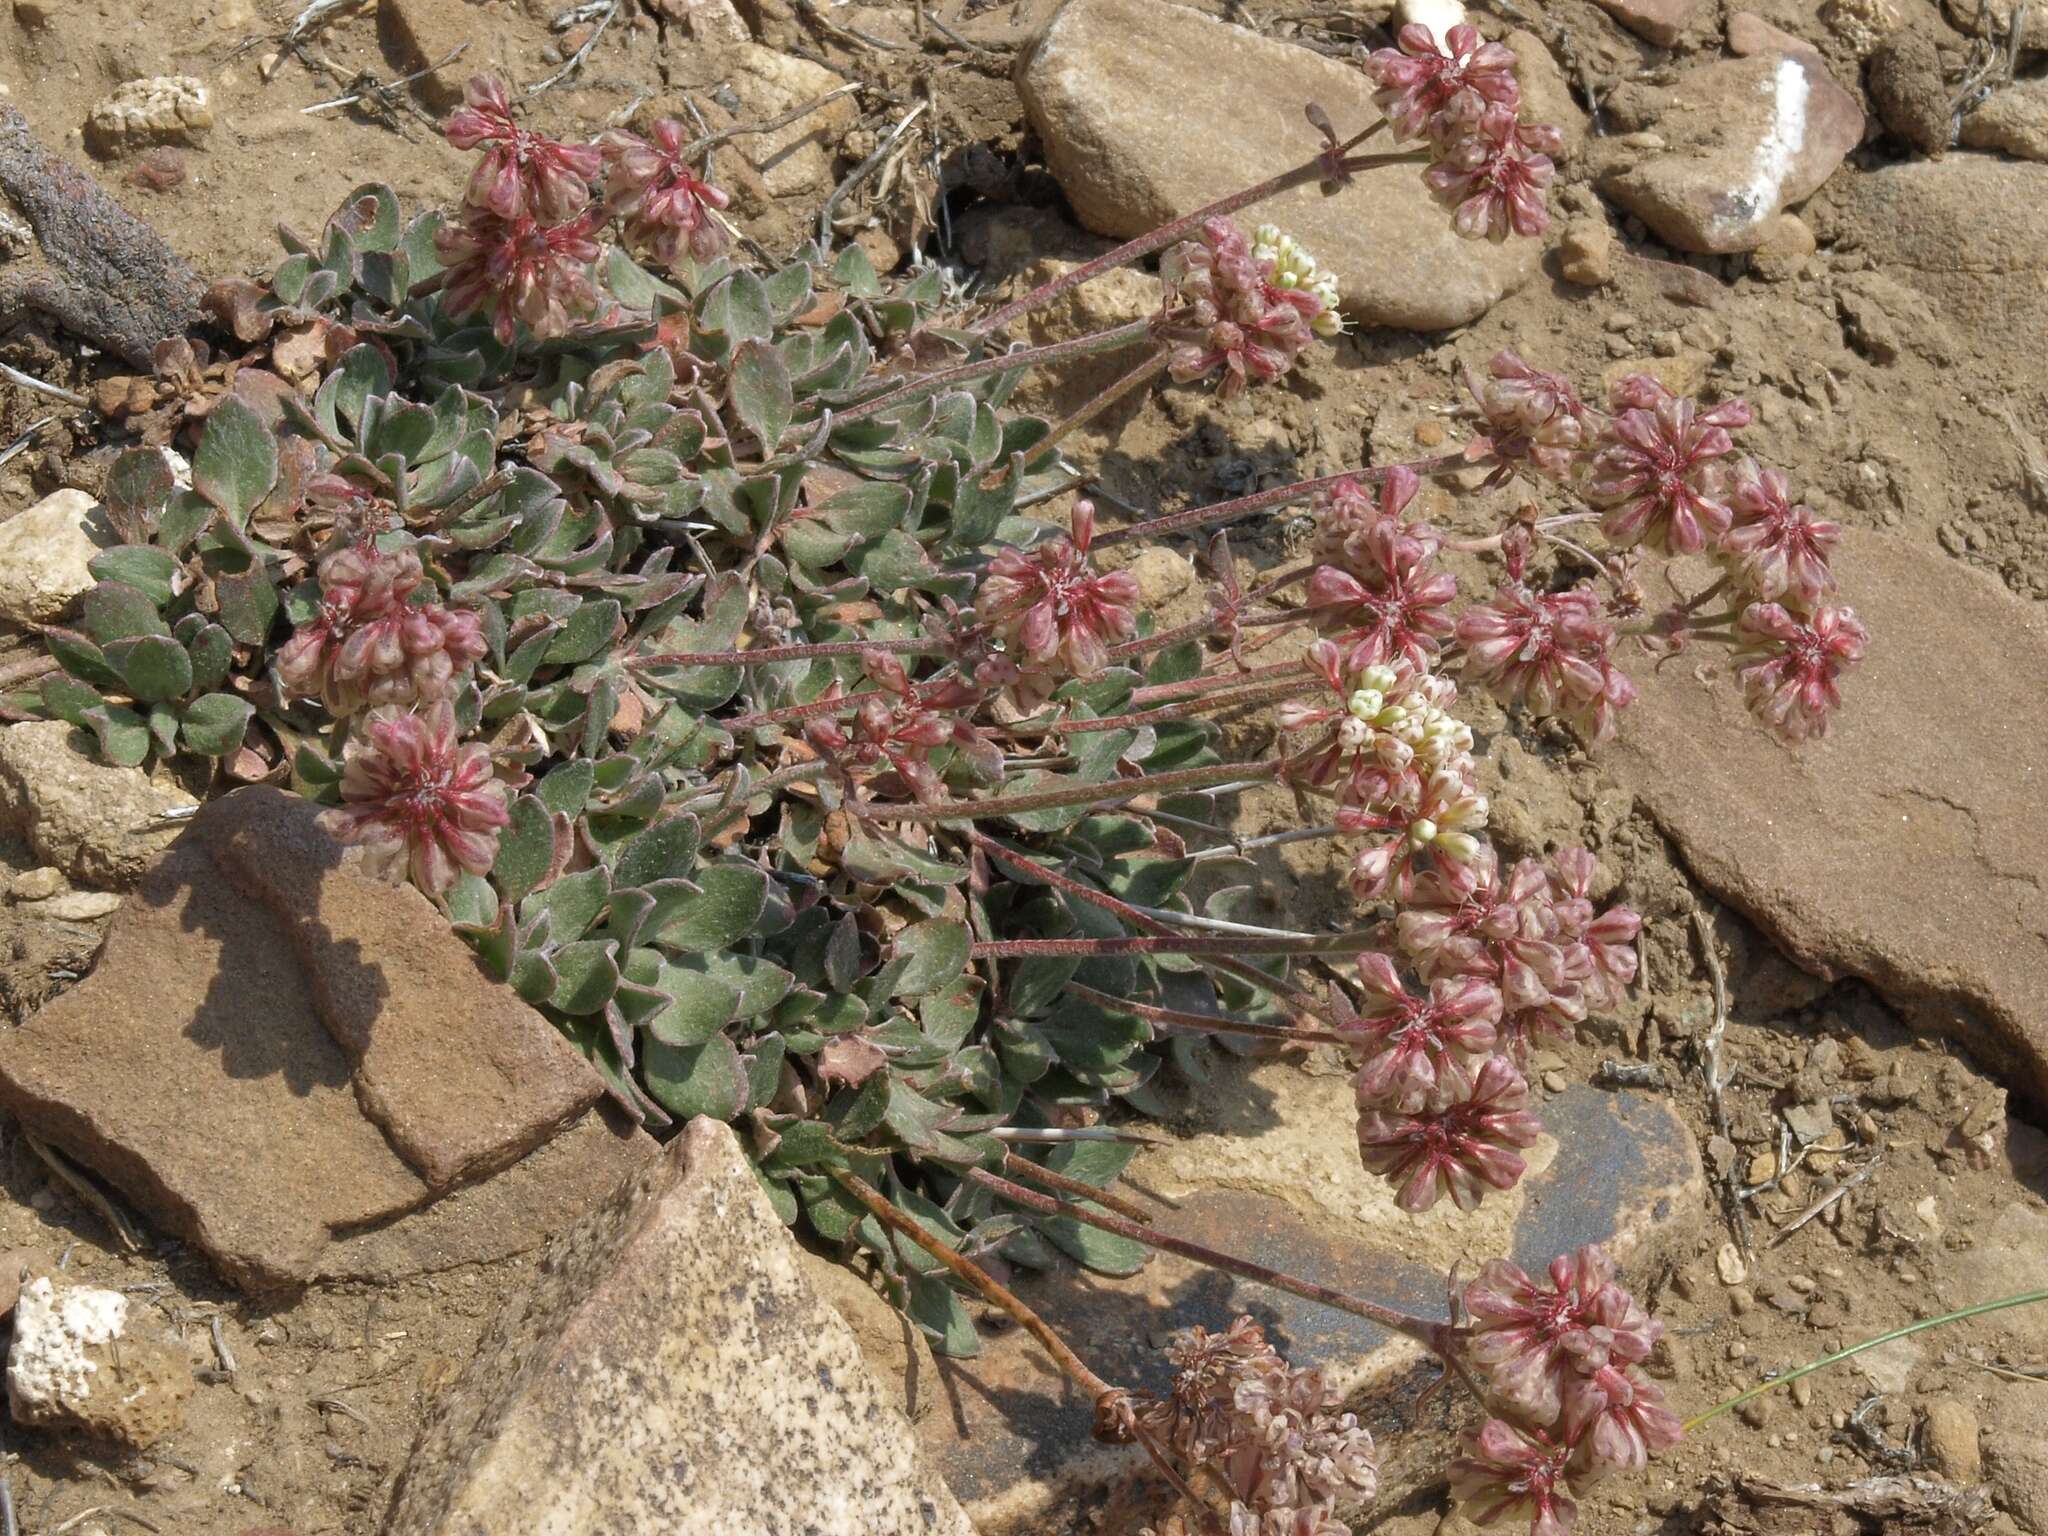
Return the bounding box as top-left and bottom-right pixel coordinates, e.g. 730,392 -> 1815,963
1253,223 -> 1345,338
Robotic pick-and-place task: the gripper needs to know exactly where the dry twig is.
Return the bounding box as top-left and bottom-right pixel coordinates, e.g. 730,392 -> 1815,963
1690,907 -> 1753,1257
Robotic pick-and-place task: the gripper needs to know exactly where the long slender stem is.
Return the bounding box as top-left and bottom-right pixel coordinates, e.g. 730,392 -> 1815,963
968,1167 -> 1449,1351
630,638 -> 942,669
973,930 -> 1376,959
1128,659 -> 1302,706
1002,1151 -> 1158,1225
999,677 -> 1302,737
1091,454 -> 1473,549
1037,350 -> 1172,454
853,758 -> 1283,823
1066,982 -> 1348,1046
1684,1289 -> 2048,1432
832,1171 -> 1118,1399
970,122 -> 1391,337
835,319 -> 1156,426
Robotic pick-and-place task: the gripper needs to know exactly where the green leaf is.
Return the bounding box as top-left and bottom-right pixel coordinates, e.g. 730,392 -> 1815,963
644,961 -> 739,1047
43,629 -> 121,691
87,546 -> 179,607
184,624 -> 234,693
156,490 -> 214,554
613,815 -> 700,889
907,1274 -> 981,1357
656,863 -> 768,952
178,693 -> 253,756
894,919 -> 970,999
209,565 -> 276,649
493,796 -> 558,904
1039,1206 -> 1148,1276
537,759 -> 595,817
683,951 -> 794,1019
525,866 -> 610,943
82,582 -> 169,644
730,340 -> 794,453
332,182 -> 401,253
106,634 -> 193,704
540,599 -> 621,665
643,1034 -> 746,1121
708,269 -> 774,342
191,397 -> 279,525
549,940 -> 620,1015
105,447 -> 175,527
81,703 -> 150,767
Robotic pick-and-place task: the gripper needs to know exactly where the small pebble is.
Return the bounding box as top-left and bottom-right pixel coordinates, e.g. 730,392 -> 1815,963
1716,1242 -> 1749,1286
1414,420 -> 1446,447
1729,1286 -> 1754,1316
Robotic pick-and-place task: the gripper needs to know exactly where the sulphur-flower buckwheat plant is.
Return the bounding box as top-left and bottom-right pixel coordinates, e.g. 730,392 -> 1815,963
16,32 -> 1870,1534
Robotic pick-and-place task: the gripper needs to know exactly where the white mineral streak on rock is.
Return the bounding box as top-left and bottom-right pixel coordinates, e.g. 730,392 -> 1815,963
1725,57 -> 1809,240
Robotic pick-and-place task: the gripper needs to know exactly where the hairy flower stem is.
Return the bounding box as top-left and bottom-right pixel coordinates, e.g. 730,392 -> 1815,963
973,930 -> 1383,959
1127,659 -> 1302,706
830,1171 -> 1121,1402
970,122 -> 1391,338
1002,1150 -> 1159,1225
1065,982 -> 1349,1046
854,757 -> 1284,823
967,1168 -> 1452,1352
970,831 -> 1338,1026
1035,350 -> 1173,457
1091,453 -> 1475,550
835,319 -> 1157,426
1000,677 -> 1304,737
629,637 -> 945,669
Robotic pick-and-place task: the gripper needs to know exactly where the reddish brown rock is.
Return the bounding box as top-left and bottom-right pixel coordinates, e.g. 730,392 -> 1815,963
1594,54 -> 1865,253
1593,0 -> 1702,47
1600,531 -> 2048,1106
0,789 -> 653,1292
201,788 -> 598,1189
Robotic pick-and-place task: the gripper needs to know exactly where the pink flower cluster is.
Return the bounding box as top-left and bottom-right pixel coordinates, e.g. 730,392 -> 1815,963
1277,645 -> 1488,904
323,699 -> 511,898
600,118 -> 732,268
1304,467 -> 1459,673
805,653 -> 1000,802
276,541 -> 486,715
1341,848 -> 1638,1214
977,500 -> 1140,697
1137,1315 -> 1378,1536
434,76 -> 733,344
1450,1246 -> 1682,1534
1365,26 -> 1560,243
1395,847 -> 1640,1061
1447,355 -> 1868,743
1155,217 -> 1331,398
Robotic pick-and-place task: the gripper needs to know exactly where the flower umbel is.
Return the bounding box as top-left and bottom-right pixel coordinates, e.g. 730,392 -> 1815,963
444,74 -> 601,222
1366,23 -> 1522,143
436,207 -> 603,345
600,119 -> 733,267
275,543 -> 487,715
977,501 -> 1140,688
1252,224 -> 1345,338
323,700 -> 511,897
1733,601 -> 1869,741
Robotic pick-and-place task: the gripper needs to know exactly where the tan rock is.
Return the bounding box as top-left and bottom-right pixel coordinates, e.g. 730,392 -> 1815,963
1017,0 -> 1540,330
7,866 -> 64,902
1961,78 -> 2048,161
0,489 -> 109,624
1868,25 -> 1960,155
379,0 -> 492,111
1592,0 -> 1702,47
1944,0 -> 2048,52
1923,1398 -> 1983,1481
0,790 -> 653,1292
386,1119 -> 973,1536
1749,212 -> 1816,280
1727,10 -> 1826,60
0,721 -> 196,888
721,47 -> 859,204
923,1059 -> 1704,1531
797,1249 -> 939,1423
1598,532 -> 2048,1104
1509,30 -> 1589,163
28,890 -> 121,922
1557,217 -> 1616,286
85,77 -> 212,157
6,1276 -> 193,1447
1983,1434 -> 2048,1534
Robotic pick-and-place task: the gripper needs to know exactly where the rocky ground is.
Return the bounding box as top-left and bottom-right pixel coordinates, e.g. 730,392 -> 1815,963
0,0 -> 2044,1533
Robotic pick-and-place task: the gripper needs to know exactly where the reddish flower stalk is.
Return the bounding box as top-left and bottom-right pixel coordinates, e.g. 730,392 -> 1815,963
323,699 -> 510,896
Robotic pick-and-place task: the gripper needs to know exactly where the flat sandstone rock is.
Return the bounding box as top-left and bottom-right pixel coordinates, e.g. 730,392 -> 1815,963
1599,531 -> 2048,1107
385,1118 -> 974,1536
0,788 -> 650,1291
